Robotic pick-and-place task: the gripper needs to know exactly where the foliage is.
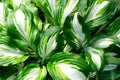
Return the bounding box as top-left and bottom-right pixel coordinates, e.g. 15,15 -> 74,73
0,0 -> 120,80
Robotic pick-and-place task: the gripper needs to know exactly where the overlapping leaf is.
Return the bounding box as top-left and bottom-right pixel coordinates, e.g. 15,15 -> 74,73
93,37 -> 114,48
6,4 -> 38,51
0,44 -> 28,66
0,2 -> 5,26
85,47 -> 105,71
34,0 -> 87,26
37,26 -> 63,62
85,0 -> 116,28
107,17 -> 120,39
64,12 -> 90,50
47,52 -> 90,80
7,0 -> 32,7
0,67 -> 17,80
17,64 -> 47,80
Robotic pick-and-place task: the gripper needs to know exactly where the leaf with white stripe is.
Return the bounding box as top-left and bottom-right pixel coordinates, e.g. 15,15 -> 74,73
17,64 -> 47,80
0,2 -> 5,26
6,5 -> 38,50
61,0 -> 79,25
0,44 -> 28,66
93,38 -> 114,48
107,17 -> 120,39
85,47 -> 105,71
47,52 -> 90,80
37,26 -> 63,61
8,0 -> 32,7
63,12 -> 90,50
34,0 -> 86,26
85,0 -> 116,28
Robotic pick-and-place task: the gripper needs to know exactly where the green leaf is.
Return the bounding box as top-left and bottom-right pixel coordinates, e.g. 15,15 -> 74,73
8,0 -> 32,7
47,52 -> 90,80
0,35 -> 29,52
0,2 -> 5,26
103,64 -> 117,71
63,12 -> 90,50
98,69 -> 120,80
0,67 -> 17,80
34,0 -> 85,26
25,5 -> 42,31
6,4 -> 38,49
105,52 -> 120,65
37,26 -> 63,61
16,63 -> 47,80
0,44 -> 28,66
85,47 -> 105,71
85,0 -> 116,28
93,38 -> 114,48
107,17 -> 120,39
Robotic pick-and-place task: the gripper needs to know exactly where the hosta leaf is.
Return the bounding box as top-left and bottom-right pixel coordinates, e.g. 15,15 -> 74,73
6,4 -> 38,50
26,5 -> 42,31
93,38 -> 114,48
0,2 -> 5,26
8,0 -> 42,30
104,64 -> 117,71
47,52 -> 90,80
60,0 -> 79,25
105,52 -> 120,65
85,0 -> 116,28
63,43 -> 72,52
0,44 -> 28,66
107,17 -> 120,39
37,26 -> 63,61
63,12 -> 90,50
17,64 -> 47,80
98,69 -> 120,80
85,47 -> 105,71
8,0 -> 32,7
34,0 -> 86,26
0,67 -> 17,80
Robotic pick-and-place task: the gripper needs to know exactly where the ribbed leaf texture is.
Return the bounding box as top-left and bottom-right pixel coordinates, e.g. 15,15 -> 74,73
0,0 -> 119,80
47,52 -> 90,80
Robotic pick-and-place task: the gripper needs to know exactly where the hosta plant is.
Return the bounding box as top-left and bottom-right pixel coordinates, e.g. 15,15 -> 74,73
0,0 -> 120,80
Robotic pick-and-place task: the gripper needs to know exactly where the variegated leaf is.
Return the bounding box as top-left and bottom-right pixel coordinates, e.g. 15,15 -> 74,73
0,44 -> 28,66
34,0 -> 86,26
47,52 -> 90,80
8,0 -> 42,30
85,47 -> 105,71
37,26 -> 63,61
104,64 -> 117,71
17,64 -> 47,80
63,12 -> 90,50
8,0 -> 32,7
0,2 -> 5,26
107,17 -> 120,39
93,38 -> 114,48
6,5 -> 38,50
85,0 -> 116,28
